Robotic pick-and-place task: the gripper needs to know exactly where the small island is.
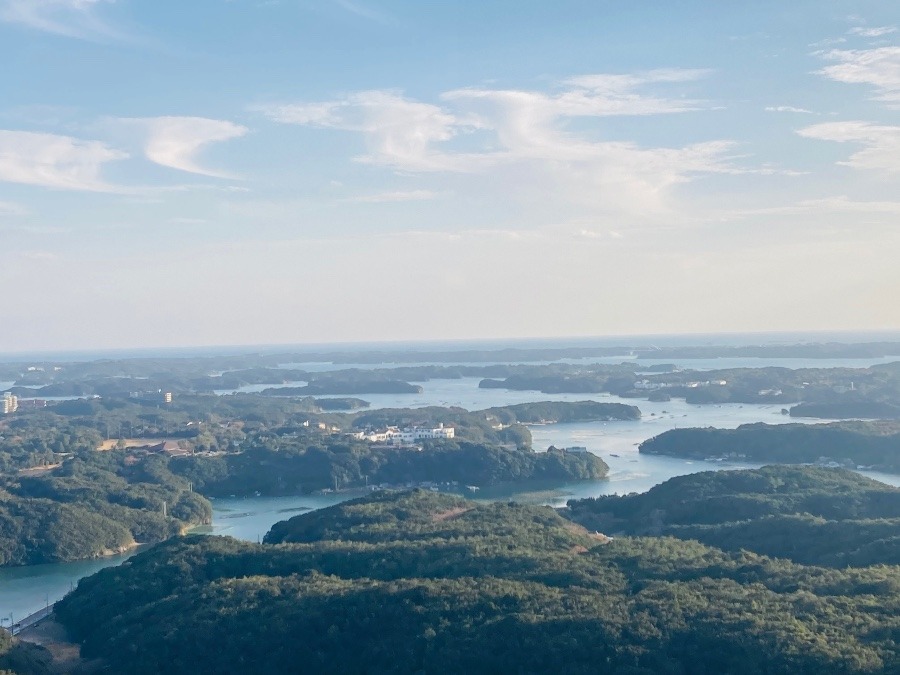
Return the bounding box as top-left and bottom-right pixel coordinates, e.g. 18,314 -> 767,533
638,420 -> 900,472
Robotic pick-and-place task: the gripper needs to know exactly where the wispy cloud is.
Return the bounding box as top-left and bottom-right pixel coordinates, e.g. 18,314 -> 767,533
817,46 -> 900,108
259,71 -> 761,217
451,68 -> 710,123
578,228 -> 624,240
260,91 -> 481,172
802,196 -> 900,213
116,117 -> 249,178
0,130 -> 127,191
260,70 -> 713,171
849,26 -> 897,38
765,105 -> 815,114
809,37 -> 846,49
797,121 -> 900,172
0,0 -> 123,40
726,195 -> 900,218
348,189 -> 442,203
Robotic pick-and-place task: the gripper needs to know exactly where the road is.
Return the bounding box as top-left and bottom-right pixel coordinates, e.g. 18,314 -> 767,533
8,604 -> 53,636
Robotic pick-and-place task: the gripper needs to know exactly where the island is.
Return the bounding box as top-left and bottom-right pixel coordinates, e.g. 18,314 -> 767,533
0,398 -> 620,565
43,478 -> 900,674
638,420 -> 900,472
563,465 -> 900,567
6,344 -> 900,416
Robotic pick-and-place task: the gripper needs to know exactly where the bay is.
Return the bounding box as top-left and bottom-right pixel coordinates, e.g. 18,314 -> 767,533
3,367 -> 899,621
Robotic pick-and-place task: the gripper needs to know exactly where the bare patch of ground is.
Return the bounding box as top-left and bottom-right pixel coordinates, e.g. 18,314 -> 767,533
432,506 -> 473,522
17,464 -> 61,476
17,616 -> 105,674
96,437 -> 167,451
564,521 -> 612,545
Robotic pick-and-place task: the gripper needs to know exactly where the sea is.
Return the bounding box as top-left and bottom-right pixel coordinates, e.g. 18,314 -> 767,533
3,341 -> 900,623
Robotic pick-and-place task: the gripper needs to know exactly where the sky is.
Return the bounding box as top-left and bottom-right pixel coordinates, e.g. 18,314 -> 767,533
1,0 -> 899,352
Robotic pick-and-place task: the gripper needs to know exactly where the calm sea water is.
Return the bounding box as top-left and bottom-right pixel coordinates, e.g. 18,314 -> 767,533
3,365 -> 900,620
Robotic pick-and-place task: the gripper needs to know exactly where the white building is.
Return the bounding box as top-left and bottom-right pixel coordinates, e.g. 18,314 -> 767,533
353,423 -> 455,444
415,423 -> 455,440
2,393 -> 18,414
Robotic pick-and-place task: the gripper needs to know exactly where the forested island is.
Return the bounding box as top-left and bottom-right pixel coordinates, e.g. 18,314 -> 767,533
43,471 -> 900,674
171,440 -> 608,498
5,345 -> 900,419
0,399 -> 620,566
564,465 -> 900,567
481,361 -> 900,412
0,452 -> 211,566
4,339 -> 899,383
639,421 -> 900,472
261,380 -> 423,396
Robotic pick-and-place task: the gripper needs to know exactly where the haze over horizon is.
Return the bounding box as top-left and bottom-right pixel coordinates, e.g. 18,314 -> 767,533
2,1 -> 899,352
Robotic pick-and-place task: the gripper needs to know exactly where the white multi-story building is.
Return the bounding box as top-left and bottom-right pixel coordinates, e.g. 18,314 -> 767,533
352,423 -> 455,444
2,393 -> 18,414
415,423 -> 455,440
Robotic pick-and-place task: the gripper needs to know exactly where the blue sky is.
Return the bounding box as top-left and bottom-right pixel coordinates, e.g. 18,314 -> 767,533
1,0 -> 898,351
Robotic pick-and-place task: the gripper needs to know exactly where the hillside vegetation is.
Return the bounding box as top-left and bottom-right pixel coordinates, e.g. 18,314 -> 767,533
55,484 -> 900,674
0,400 -> 615,565
639,421 -> 900,471
0,453 -> 210,566
564,465 -> 900,567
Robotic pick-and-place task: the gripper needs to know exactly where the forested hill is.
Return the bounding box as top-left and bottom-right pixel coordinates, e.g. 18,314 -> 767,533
55,487 -> 900,674
0,628 -> 52,675
0,453 -> 211,566
564,465 -> 900,567
171,440 -> 609,498
482,400 -> 640,423
639,420 -> 900,471
0,398 -> 615,566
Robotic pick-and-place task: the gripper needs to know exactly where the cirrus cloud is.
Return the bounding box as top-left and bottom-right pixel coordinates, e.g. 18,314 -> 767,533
258,70 -> 753,217
116,116 -> 249,178
798,121 -> 900,172
0,0 -> 122,40
817,46 -> 900,108
0,129 -> 127,191
848,26 -> 897,39
261,91 -> 481,172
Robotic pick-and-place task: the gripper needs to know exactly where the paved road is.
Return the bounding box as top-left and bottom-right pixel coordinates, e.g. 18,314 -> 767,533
9,604 -> 53,636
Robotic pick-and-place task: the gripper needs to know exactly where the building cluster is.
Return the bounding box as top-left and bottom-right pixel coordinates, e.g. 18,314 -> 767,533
2,392 -> 18,414
128,390 -> 173,404
300,420 -> 342,433
634,379 -> 727,390
350,423 -> 455,446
